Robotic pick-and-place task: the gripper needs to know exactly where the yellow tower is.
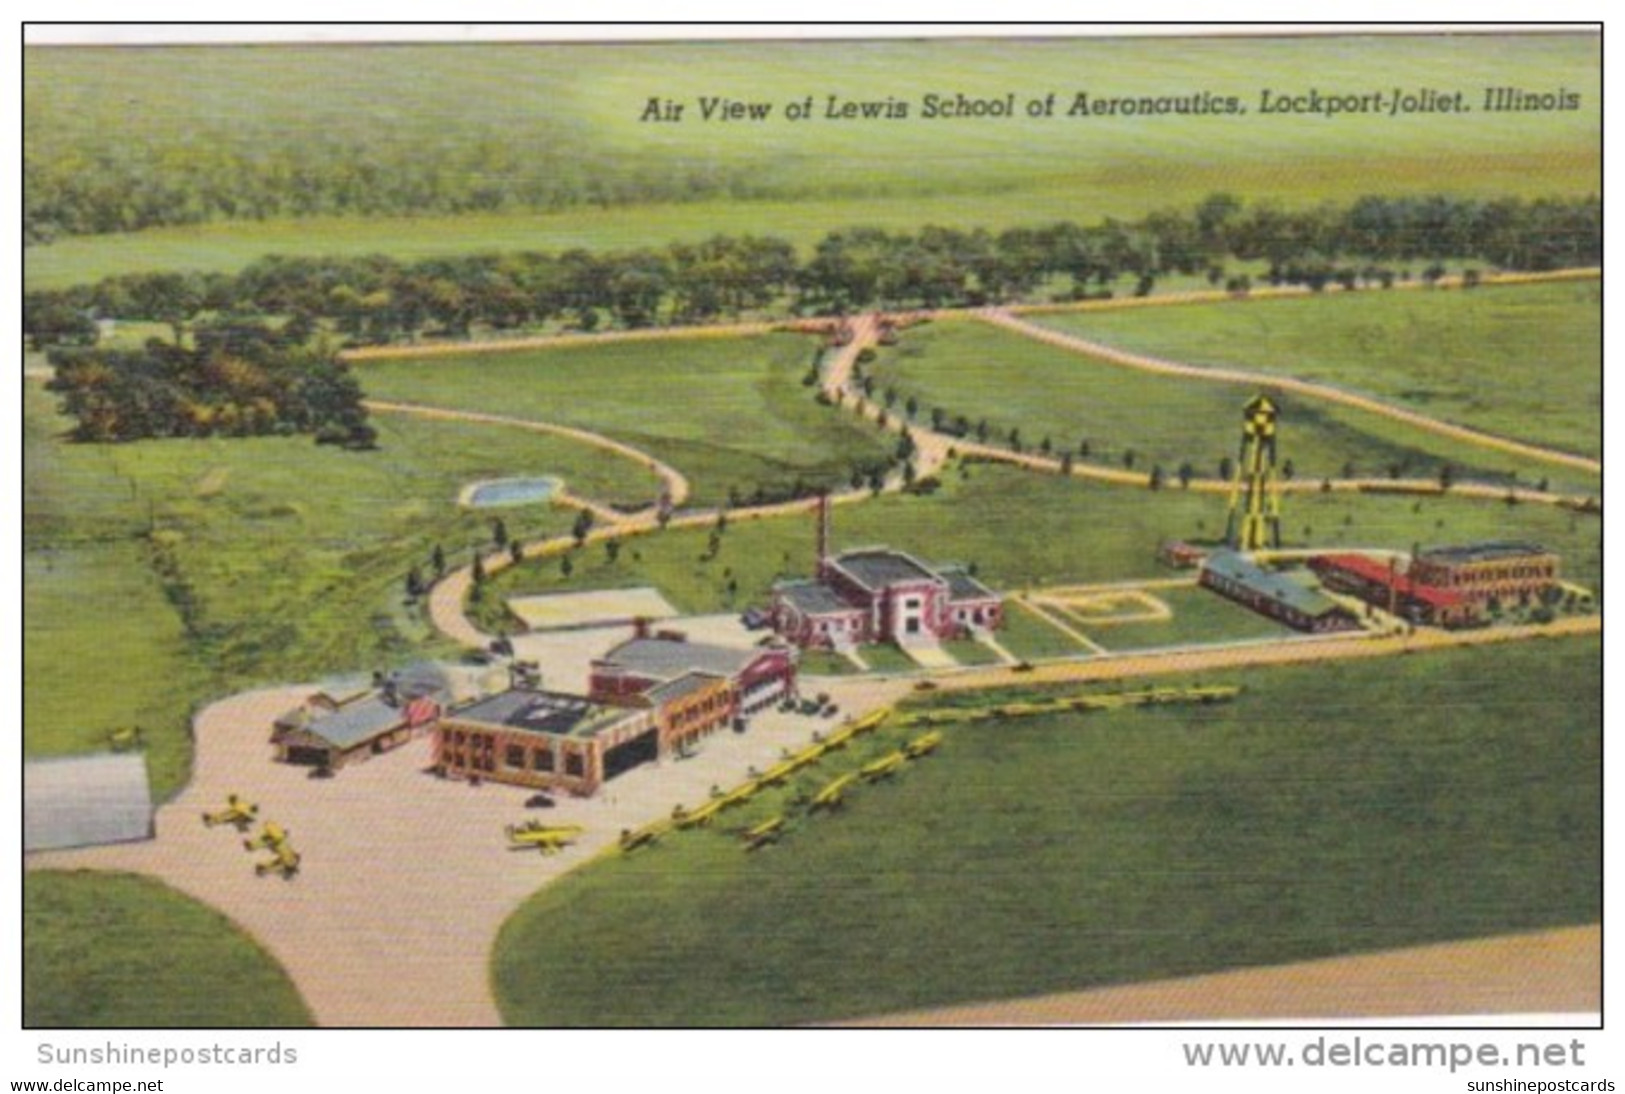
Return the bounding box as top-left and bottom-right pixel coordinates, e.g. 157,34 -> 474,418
1225,394 -> 1282,551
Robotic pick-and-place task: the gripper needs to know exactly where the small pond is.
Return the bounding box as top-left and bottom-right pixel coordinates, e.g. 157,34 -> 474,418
465,477 -> 562,508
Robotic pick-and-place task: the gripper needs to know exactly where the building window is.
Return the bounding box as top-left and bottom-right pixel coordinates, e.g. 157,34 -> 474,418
506,744 -> 525,769
533,748 -> 553,772
565,752 -> 585,777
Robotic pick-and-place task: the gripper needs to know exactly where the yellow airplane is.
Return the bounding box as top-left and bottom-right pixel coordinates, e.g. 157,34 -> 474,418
715,780 -> 760,811
254,841 -> 301,879
808,773 -> 857,812
675,799 -> 725,829
202,794 -> 259,832
758,759 -> 800,787
740,816 -> 784,851
108,726 -> 143,752
860,751 -> 907,782
619,823 -> 665,853
903,731 -> 943,759
791,741 -> 828,768
506,821 -> 584,853
243,820 -> 290,853
244,822 -> 299,878
848,709 -> 890,736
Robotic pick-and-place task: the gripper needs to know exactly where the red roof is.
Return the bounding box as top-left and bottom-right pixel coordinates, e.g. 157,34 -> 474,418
1312,554 -> 1466,609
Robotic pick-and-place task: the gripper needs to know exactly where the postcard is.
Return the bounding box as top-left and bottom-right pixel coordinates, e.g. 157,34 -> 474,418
20,25 -> 1601,1055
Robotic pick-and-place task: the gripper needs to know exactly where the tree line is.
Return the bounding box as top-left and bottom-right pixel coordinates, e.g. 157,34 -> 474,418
25,193 -> 1600,349
46,323 -> 373,446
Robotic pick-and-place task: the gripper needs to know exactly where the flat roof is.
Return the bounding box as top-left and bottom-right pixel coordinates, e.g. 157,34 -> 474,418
830,549 -> 939,590
774,579 -> 860,616
25,753 -> 154,852
1204,551 -> 1347,618
598,636 -> 768,681
940,566 -> 998,603
1418,541 -> 1551,565
452,689 -> 640,740
646,671 -> 725,705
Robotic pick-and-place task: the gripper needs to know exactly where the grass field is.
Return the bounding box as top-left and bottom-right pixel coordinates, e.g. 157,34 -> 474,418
859,643 -> 922,674
943,637 -> 1005,666
356,333 -> 896,506
25,871 -> 313,1027
24,35 -> 1599,288
1086,584 -> 1296,651
478,461 -> 1602,628
996,601 -> 1097,661
1034,282 -> 1602,460
492,633 -> 1600,1026
866,318 -> 1599,495
24,384 -> 655,796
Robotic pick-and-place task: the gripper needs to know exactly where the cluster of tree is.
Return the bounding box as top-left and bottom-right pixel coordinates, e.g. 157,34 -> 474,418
25,194 -> 1600,349
46,323 -> 373,446
23,128 -> 775,244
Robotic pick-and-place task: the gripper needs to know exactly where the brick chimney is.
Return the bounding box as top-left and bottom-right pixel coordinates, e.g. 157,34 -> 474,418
816,492 -> 831,568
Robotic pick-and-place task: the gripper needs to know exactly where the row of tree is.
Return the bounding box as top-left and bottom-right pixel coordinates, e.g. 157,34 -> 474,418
24,130 -> 768,244
25,194 -> 1600,349
46,328 -> 373,446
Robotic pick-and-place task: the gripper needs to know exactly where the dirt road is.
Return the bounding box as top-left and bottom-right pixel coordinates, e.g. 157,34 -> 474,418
853,925 -> 1599,1025
25,673 -> 915,1027
979,309 -> 1601,476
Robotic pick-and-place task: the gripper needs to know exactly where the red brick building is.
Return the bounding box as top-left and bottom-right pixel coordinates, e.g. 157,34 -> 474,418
773,548 -> 1003,650
1310,554 -> 1478,628
1312,542 -> 1560,628
435,633 -> 798,796
1405,541 -> 1560,610
769,494 -> 1004,652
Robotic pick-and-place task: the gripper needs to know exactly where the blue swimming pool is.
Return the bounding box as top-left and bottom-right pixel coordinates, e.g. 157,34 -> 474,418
466,477 -> 562,508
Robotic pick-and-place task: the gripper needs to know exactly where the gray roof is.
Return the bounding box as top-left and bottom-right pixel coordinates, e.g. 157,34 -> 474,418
452,688 -> 638,740
25,753 -> 154,852
646,672 -> 725,705
940,566 -> 998,603
774,579 -> 860,616
304,696 -> 408,750
1419,541 -> 1551,565
830,549 -> 939,590
388,661 -> 453,700
599,637 -> 763,681
1203,551 -> 1346,618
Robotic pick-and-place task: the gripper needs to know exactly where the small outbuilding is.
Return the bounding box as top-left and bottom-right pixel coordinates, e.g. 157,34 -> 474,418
25,753 -> 154,852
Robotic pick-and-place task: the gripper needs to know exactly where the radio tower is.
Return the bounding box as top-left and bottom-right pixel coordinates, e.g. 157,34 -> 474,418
1225,394 -> 1283,551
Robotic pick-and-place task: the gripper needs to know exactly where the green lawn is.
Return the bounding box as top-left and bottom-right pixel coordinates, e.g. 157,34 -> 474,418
1035,281 -> 1602,460
24,383 -> 655,796
943,637 -> 1005,666
796,650 -> 862,677
493,634 -> 1600,1026
1089,584 -> 1297,651
995,601 -> 1096,661
357,333 -> 896,507
859,643 -> 921,674
25,871 -> 313,1027
26,35 -> 1598,289
867,319 -> 1599,496
480,462 -> 1602,626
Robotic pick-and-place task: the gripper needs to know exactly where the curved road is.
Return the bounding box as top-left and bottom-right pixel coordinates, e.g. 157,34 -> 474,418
978,308 -> 1601,475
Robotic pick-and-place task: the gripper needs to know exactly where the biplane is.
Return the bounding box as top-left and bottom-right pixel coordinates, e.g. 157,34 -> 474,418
740,815 -> 784,851
244,822 -> 300,878
506,821 -> 584,853
808,772 -> 857,812
201,794 -> 259,832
